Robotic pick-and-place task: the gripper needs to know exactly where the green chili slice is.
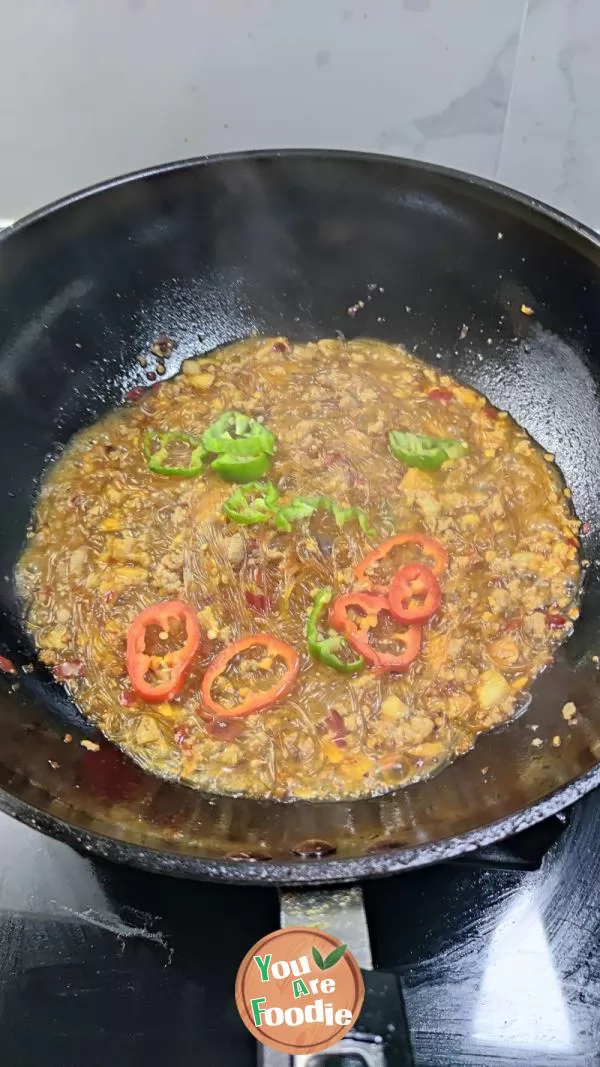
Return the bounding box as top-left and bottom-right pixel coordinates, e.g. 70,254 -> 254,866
306,588 -> 364,674
202,411 -> 276,457
143,430 -> 205,477
274,499 -> 317,532
329,501 -> 375,535
223,483 -> 280,524
275,495 -> 374,535
389,430 -> 468,471
210,451 -> 271,484
222,487 -> 374,532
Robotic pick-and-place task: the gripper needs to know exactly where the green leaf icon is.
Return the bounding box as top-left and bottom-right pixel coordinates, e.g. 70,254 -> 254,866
312,946 -> 326,970
322,943 -> 347,969
312,943 -> 348,970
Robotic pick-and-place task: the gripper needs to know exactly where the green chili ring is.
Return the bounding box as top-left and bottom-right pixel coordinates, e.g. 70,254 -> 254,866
306,587 -> 364,674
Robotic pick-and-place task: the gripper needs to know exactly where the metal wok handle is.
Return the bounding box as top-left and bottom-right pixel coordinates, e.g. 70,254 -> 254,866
256,886 -> 414,1066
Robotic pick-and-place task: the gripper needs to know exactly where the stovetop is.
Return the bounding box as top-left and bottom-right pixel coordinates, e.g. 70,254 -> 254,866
1,791 -> 599,1067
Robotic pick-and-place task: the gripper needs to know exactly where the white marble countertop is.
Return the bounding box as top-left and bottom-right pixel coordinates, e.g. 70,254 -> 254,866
0,0 -> 598,228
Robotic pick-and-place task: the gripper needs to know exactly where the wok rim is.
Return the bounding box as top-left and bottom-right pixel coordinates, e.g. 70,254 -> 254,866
2,758 -> 600,883
2,146 -> 600,884
4,147 -> 600,253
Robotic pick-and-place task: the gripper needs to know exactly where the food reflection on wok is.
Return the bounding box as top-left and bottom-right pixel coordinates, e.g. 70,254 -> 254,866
16,337 -> 581,800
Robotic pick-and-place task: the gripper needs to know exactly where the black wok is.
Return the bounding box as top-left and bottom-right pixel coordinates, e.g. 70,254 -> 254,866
0,149 -> 599,887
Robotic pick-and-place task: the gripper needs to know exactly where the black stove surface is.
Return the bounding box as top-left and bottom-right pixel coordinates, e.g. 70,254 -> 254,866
1,792 -> 599,1067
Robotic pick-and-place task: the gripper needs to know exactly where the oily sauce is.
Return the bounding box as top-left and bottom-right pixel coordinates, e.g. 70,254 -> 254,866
16,337 -> 581,800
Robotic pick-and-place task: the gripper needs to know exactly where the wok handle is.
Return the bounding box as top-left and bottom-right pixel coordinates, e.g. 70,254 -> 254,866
256,886 -> 414,1066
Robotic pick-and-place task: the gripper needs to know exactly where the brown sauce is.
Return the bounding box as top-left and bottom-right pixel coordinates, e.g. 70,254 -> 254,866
16,337 -> 581,800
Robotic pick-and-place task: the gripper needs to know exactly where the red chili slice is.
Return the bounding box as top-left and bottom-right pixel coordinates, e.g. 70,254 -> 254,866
428,388 -> 454,403
354,533 -> 448,593
389,564 -> 442,624
325,708 -> 347,748
126,385 -> 156,403
245,565 -> 270,613
200,634 -> 299,719
54,660 -> 85,681
245,590 -> 269,612
126,600 -> 201,703
126,387 -> 145,403
330,592 -> 422,672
